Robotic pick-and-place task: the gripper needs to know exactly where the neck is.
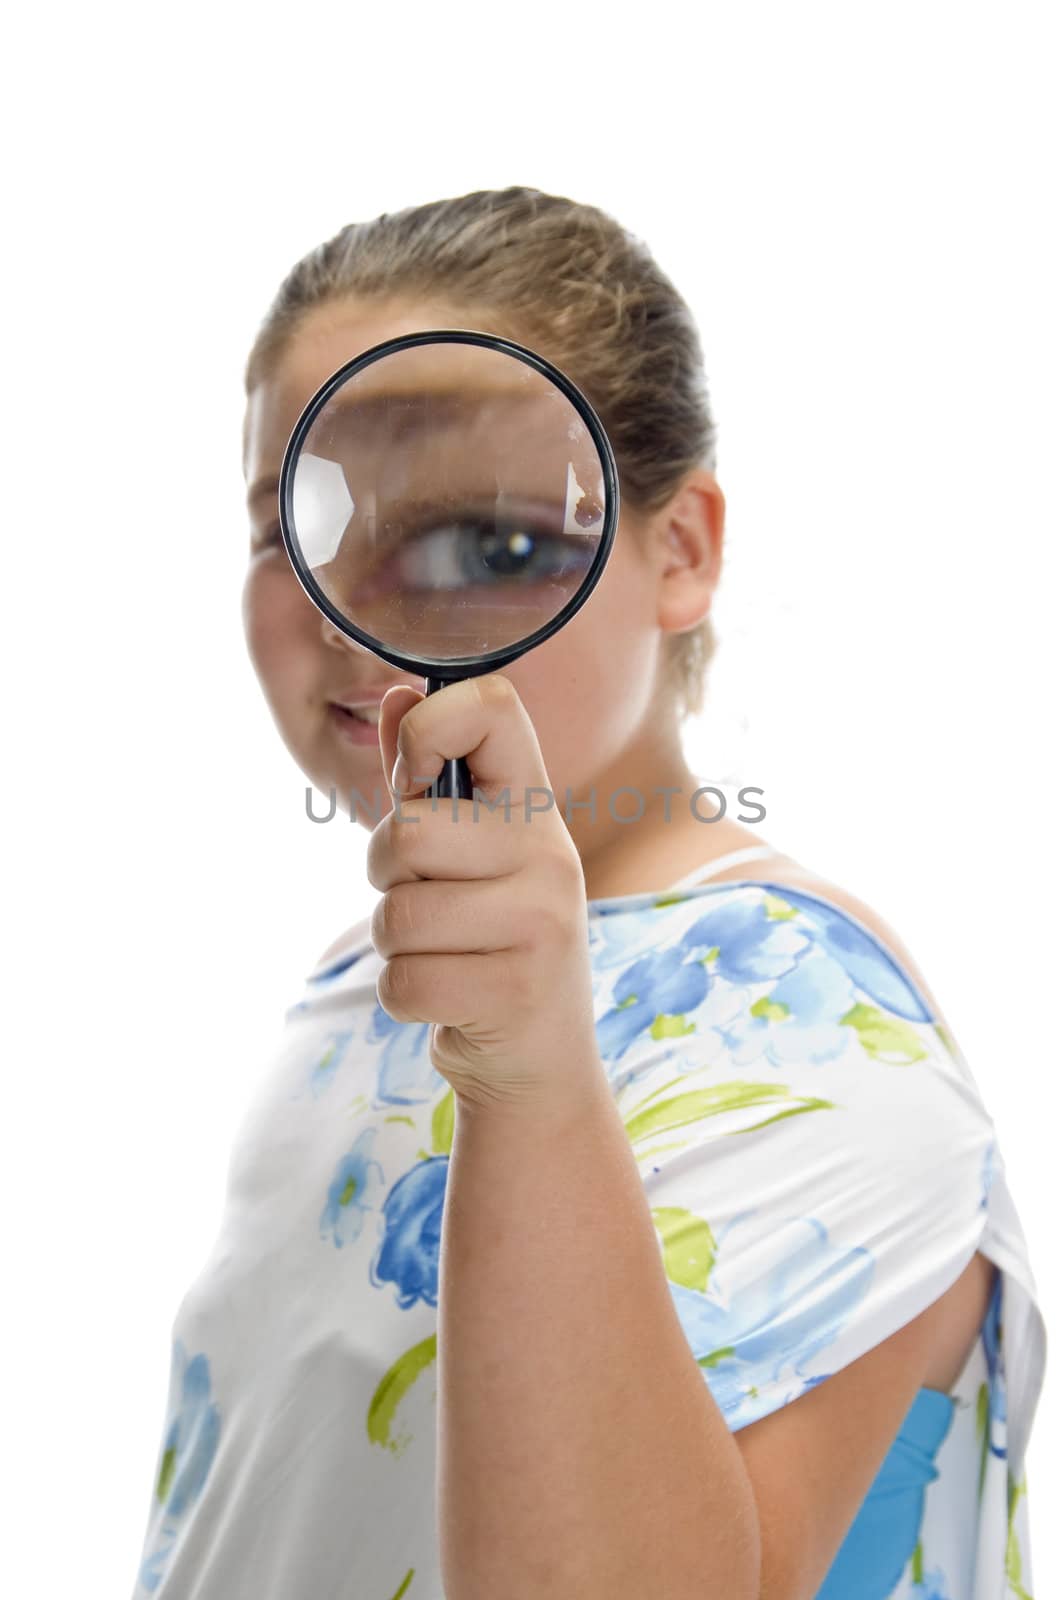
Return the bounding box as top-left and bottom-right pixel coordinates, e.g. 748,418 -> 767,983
562,712 -> 713,901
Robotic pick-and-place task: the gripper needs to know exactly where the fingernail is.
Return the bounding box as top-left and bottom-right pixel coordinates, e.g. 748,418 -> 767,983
391,753 -> 409,793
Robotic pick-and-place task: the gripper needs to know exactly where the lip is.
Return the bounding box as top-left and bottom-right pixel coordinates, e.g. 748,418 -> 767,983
330,680 -> 421,711
327,701 -> 384,746
326,679 -> 422,749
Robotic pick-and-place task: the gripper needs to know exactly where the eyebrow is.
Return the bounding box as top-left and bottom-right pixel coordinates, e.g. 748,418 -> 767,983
245,386 -> 547,510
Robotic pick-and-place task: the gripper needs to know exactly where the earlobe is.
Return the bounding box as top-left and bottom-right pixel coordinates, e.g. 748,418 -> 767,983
654,475 -> 724,634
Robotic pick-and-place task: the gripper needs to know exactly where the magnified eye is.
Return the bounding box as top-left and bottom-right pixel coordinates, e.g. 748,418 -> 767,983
391,515 -> 593,591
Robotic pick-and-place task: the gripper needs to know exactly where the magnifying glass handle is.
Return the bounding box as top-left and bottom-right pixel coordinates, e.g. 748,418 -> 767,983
424,678 -> 474,801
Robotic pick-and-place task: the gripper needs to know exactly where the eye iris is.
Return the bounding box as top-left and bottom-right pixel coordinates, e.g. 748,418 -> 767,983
479,526 -> 536,575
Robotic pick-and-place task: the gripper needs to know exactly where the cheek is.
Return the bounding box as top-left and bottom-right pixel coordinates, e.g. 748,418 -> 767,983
502,537 -> 660,763
545,535 -> 658,689
242,559 -> 318,686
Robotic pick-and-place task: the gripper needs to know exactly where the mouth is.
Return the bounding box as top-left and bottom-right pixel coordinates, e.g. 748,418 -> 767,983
330,702 -> 383,725
326,698 -> 386,747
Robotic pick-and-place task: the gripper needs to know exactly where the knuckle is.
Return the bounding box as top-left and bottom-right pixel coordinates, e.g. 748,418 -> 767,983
549,842 -> 586,900
394,708 -> 424,774
388,806 -> 423,858
503,948 -> 538,1012
377,956 -> 411,1013
533,884 -> 572,942
370,888 -> 412,955
477,673 -> 516,712
516,850 -> 584,949
364,816 -> 391,890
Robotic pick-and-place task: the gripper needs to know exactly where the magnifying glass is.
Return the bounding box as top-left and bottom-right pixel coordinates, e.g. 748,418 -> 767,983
278,329 -> 619,801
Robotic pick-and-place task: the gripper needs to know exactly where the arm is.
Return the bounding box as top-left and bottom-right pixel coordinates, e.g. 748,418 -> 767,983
369,679 -> 975,1598
437,1064 -> 977,1600
436,1069 -> 761,1600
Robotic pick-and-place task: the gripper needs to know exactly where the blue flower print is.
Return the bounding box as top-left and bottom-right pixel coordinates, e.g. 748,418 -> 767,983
678,896 -> 810,985
667,1209 -> 874,1430
594,894 -> 813,1064
597,946 -> 713,1061
590,890 -> 809,983
307,1028 -> 353,1098
136,1341 -> 221,1593
689,894 -> 933,1072
717,946 -> 863,1070
372,1155 -> 449,1309
911,1567 -> 951,1600
320,1127 -> 387,1248
366,1003 -> 439,1106
979,1139 -> 998,1211
980,1267 -> 1008,1456
588,896 -> 716,973
760,888 -> 933,1023
592,889 -> 936,1075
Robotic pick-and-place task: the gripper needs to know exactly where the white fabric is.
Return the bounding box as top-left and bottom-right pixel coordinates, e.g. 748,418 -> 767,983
662,842 -> 783,893
130,878 -> 1046,1600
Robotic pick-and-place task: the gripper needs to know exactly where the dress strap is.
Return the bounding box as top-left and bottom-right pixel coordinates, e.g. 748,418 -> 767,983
663,843 -> 781,894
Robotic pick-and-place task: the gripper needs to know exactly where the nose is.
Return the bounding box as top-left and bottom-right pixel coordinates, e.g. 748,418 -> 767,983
320,613 -> 370,654
317,610 -> 427,698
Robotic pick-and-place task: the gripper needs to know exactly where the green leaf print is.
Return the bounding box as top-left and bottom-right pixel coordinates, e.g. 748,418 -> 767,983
313,1040 -> 340,1082
696,1345 -> 736,1371
977,1380 -> 990,1500
431,1087 -> 455,1156
649,1013 -> 697,1041
840,1001 -> 928,1065
910,1538 -> 924,1584
155,1445 -> 176,1504
764,893 -> 799,921
750,995 -> 790,1022
651,1205 -> 717,1291
1005,1471 -> 1034,1600
622,1078 -> 835,1147
386,1570 -> 415,1600
367,1334 -> 438,1458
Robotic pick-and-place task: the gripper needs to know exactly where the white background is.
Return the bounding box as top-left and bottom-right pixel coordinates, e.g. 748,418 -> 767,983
4,1 -> 1060,1593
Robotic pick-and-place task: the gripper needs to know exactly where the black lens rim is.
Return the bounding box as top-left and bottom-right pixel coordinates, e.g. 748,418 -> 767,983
276,327 -> 620,679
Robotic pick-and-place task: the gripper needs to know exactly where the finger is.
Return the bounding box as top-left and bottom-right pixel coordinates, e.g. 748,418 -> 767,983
370,867 -> 577,959
377,948 -> 531,1027
392,674 -> 551,804
365,789 -> 539,891
378,684 -> 425,794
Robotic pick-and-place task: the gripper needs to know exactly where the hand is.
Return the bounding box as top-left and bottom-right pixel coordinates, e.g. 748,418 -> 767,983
366,674 -> 604,1118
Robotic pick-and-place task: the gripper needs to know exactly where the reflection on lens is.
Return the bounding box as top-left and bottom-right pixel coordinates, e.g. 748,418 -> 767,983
285,339 -> 612,662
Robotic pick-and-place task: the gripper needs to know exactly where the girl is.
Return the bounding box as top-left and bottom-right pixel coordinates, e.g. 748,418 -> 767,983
131,186 -> 1046,1600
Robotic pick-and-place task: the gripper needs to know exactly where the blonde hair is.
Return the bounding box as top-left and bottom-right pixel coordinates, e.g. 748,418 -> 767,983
244,185 -> 720,718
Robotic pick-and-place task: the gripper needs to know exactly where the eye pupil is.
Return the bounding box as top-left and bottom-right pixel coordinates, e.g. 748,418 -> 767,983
479,526 -> 536,575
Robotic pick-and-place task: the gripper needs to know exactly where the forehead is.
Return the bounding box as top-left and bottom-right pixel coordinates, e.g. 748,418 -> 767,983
242,299 -> 503,507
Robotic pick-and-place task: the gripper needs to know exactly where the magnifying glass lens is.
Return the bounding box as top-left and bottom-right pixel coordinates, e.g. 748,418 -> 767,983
286,341 -> 608,663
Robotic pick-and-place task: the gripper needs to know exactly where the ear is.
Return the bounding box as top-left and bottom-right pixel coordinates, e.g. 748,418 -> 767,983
651,470 -> 725,635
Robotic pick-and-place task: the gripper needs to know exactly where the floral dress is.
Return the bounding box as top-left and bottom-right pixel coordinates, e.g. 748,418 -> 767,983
130,845 -> 1046,1599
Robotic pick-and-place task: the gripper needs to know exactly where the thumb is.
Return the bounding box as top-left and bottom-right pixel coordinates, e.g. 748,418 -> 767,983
379,684 -> 424,793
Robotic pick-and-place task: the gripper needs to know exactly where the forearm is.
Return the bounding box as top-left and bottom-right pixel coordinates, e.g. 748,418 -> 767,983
436,1067 -> 762,1600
